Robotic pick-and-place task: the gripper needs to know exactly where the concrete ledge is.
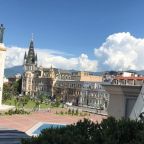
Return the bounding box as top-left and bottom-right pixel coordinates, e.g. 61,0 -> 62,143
0,105 -> 15,112
0,128 -> 29,144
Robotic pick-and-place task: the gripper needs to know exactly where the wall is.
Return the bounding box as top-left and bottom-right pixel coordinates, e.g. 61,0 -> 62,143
106,86 -> 125,119
80,75 -> 102,82
103,85 -> 141,119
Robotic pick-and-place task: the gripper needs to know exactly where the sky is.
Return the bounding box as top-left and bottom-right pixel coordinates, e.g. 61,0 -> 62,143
1,0 -> 144,71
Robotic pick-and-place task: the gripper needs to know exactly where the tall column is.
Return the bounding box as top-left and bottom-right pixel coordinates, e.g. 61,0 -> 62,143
0,44 -> 6,105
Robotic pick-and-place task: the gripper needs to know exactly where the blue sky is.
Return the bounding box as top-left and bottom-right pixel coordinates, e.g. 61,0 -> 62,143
2,0 -> 144,71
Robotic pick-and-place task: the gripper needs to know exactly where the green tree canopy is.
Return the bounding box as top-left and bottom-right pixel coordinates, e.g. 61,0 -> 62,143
3,79 -> 22,102
22,117 -> 144,144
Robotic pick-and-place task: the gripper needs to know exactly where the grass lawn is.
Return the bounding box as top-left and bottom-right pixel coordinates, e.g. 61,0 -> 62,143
4,98 -> 16,106
4,98 -> 54,109
24,100 -> 36,109
40,103 -> 50,109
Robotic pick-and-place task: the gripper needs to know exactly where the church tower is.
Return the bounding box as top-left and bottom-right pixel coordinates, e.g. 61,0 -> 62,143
24,37 -> 37,71
22,36 -> 38,95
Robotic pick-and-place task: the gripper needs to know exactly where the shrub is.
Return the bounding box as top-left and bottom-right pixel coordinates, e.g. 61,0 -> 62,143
60,111 -> 64,115
75,109 -> 78,115
68,109 -> 71,114
23,117 -> 144,144
71,109 -> 74,115
5,109 -> 30,115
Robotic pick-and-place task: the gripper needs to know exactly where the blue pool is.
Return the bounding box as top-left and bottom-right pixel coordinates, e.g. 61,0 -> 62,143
32,123 -> 66,135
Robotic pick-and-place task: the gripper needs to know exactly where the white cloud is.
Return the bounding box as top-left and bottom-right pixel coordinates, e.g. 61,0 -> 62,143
5,47 -> 26,68
5,47 -> 98,72
5,32 -> 144,72
94,32 -> 144,71
78,54 -> 98,71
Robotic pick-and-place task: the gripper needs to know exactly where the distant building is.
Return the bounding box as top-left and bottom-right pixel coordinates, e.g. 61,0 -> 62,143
112,76 -> 144,85
102,71 -> 144,86
71,71 -> 102,82
21,38 -> 109,110
54,80 -> 109,109
120,71 -> 138,77
103,71 -> 144,119
103,71 -> 118,83
112,71 -> 144,86
3,76 -> 8,83
8,73 -> 21,83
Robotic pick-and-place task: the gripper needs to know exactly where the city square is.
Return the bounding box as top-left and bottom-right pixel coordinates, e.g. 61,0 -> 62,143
1,0 -> 144,144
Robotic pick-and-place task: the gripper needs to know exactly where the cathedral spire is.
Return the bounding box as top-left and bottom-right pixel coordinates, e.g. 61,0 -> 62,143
29,40 -> 34,49
26,35 -> 36,64
23,35 -> 38,71
28,33 -> 34,49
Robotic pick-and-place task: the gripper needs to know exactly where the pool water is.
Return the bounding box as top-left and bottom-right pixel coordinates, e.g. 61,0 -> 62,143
32,123 -> 66,135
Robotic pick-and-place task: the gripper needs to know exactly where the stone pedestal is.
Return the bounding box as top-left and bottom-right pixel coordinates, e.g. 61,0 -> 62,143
0,43 -> 6,105
0,43 -> 14,111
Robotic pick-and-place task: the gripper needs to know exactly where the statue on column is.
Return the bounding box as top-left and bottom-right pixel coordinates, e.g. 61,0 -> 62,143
0,24 -> 5,43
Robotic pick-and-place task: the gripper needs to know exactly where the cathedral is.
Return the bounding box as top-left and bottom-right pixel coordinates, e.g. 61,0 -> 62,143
22,38 -> 58,97
21,38 -> 109,109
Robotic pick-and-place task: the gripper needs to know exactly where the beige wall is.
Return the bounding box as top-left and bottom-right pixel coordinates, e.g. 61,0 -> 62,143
104,86 -> 125,119
71,71 -> 102,82
108,93 -> 125,119
80,75 -> 102,82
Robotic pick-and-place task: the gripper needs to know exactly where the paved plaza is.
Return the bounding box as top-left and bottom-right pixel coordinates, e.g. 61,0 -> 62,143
0,109 -> 106,133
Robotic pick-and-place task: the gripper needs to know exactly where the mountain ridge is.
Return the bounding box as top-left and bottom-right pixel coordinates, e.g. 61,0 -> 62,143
4,65 -> 144,78
4,65 -> 24,78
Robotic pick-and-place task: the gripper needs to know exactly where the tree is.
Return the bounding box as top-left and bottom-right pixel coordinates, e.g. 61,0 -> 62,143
11,79 -> 22,96
2,83 -> 12,101
3,79 -> 22,102
17,95 -> 29,109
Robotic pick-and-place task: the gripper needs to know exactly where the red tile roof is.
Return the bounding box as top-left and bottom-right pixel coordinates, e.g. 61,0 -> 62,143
114,76 -> 144,80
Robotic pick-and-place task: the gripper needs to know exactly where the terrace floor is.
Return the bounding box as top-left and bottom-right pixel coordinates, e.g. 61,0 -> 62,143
0,108 -> 107,133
